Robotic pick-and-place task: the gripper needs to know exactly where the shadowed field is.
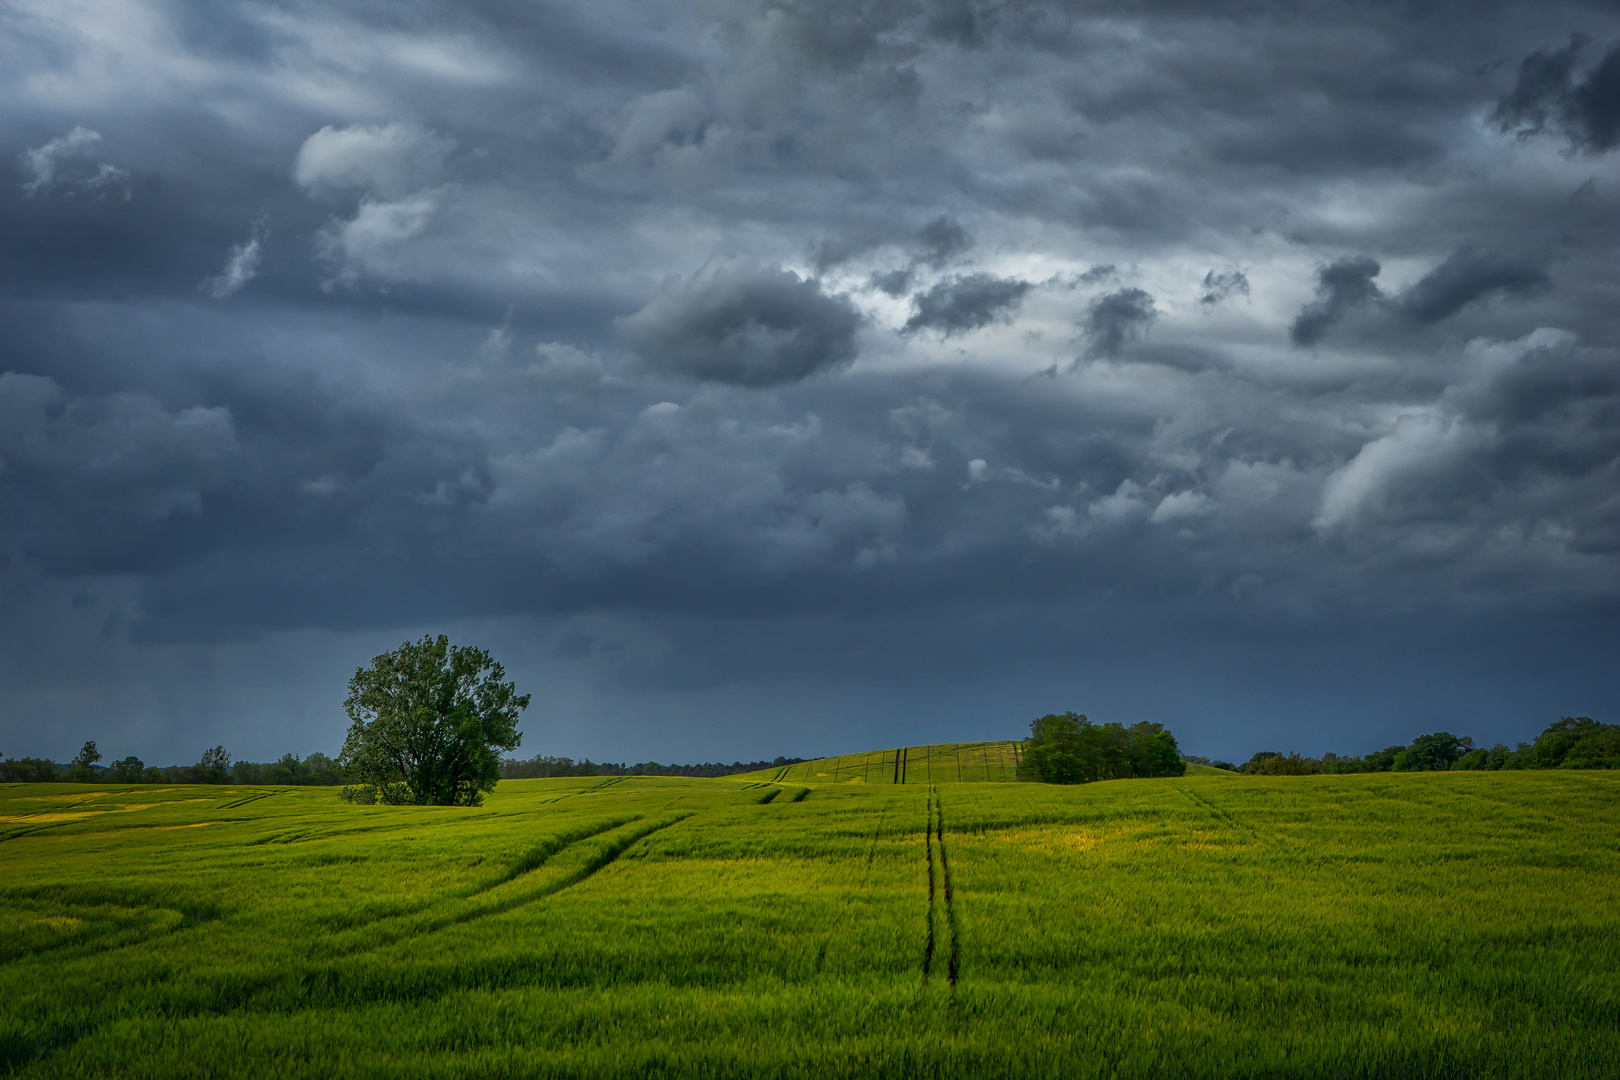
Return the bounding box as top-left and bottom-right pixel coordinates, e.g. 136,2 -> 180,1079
2,759 -> 1617,1078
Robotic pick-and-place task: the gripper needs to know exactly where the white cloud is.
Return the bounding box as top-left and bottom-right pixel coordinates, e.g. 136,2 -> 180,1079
293,122 -> 453,198
204,222 -> 266,299
316,191 -> 442,287
1313,411 -> 1490,531
1089,479 -> 1152,525
613,87 -> 711,161
1150,490 -> 1213,524
528,343 -> 619,393
19,126 -> 128,197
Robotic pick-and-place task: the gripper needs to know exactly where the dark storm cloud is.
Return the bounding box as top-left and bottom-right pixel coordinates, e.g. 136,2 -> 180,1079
903,273 -> 1032,335
1397,248 -> 1548,325
617,260 -> 862,386
818,216 -> 970,296
1083,288 -> 1156,359
1494,36 -> 1620,152
2,0 -> 1618,761
1290,249 -> 1547,345
914,217 -> 970,268
1199,269 -> 1249,306
1289,257 -> 1383,347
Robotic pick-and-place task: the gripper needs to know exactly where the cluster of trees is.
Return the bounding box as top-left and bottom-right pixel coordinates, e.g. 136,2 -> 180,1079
0,742 -> 346,786
1238,717 -> 1619,775
1,742 -> 234,784
1019,713 -> 1187,784
499,755 -> 808,779
228,753 -> 344,785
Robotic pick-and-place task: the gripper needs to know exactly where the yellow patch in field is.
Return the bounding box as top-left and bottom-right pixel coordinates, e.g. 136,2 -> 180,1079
0,798 -> 214,823
986,828 -> 1102,850
151,822 -> 217,830
15,792 -> 110,805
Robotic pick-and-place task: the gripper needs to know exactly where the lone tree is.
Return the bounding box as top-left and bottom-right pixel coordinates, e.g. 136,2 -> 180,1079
339,635 -> 529,806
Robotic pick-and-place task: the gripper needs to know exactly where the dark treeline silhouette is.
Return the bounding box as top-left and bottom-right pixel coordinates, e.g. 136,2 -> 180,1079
0,742 -> 344,786
500,754 -> 807,780
1237,717 -> 1619,775
2,740 -> 808,787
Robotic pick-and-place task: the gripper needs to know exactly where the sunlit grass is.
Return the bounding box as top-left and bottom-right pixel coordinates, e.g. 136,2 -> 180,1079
2,758 -> 1617,1077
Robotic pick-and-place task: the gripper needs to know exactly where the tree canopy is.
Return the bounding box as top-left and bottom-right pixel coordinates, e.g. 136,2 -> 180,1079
338,635 -> 529,806
1018,712 -> 1186,784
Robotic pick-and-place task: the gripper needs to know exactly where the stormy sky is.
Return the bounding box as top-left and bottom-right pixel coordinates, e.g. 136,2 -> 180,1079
2,0 -> 1618,767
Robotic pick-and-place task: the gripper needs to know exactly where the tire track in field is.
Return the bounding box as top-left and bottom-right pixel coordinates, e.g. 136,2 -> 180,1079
218,791 -> 276,810
473,813 -> 693,916
321,815 -> 650,950
935,790 -> 961,988
536,775 -> 630,804
1174,785 -> 1255,843
467,815 -> 643,895
0,820 -> 78,844
923,787 -> 938,979
923,788 -> 960,988
331,814 -> 694,955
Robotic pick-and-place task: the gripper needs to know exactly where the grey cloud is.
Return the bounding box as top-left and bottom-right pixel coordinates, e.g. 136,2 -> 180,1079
814,216 -> 968,282
1396,248 -> 1547,325
871,268 -> 914,297
1199,269 -> 1249,306
1316,330 -> 1620,549
811,230 -> 888,273
617,260 -> 861,386
1289,256 -> 1382,347
914,216 -> 970,268
1494,37 -> 1620,153
903,273 -> 1032,335
1291,249 -> 1546,345
0,373 -> 237,574
1083,288 -> 1156,359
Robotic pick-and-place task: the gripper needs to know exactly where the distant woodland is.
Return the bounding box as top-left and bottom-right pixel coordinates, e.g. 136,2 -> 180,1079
3,716 -> 1614,786
1187,717 -> 1620,774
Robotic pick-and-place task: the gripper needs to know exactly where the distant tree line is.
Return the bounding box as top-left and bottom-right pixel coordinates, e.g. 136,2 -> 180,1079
1019,713 -> 1186,784
0,741 -> 344,786
500,754 -> 807,779
1,740 -> 807,789
1234,717 -> 1619,775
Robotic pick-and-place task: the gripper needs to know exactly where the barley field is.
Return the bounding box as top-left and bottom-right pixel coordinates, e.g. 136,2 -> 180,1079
2,753 -> 1617,1078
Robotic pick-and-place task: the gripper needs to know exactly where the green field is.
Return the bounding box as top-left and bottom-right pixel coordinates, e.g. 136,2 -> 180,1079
3,753 -> 1618,1078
